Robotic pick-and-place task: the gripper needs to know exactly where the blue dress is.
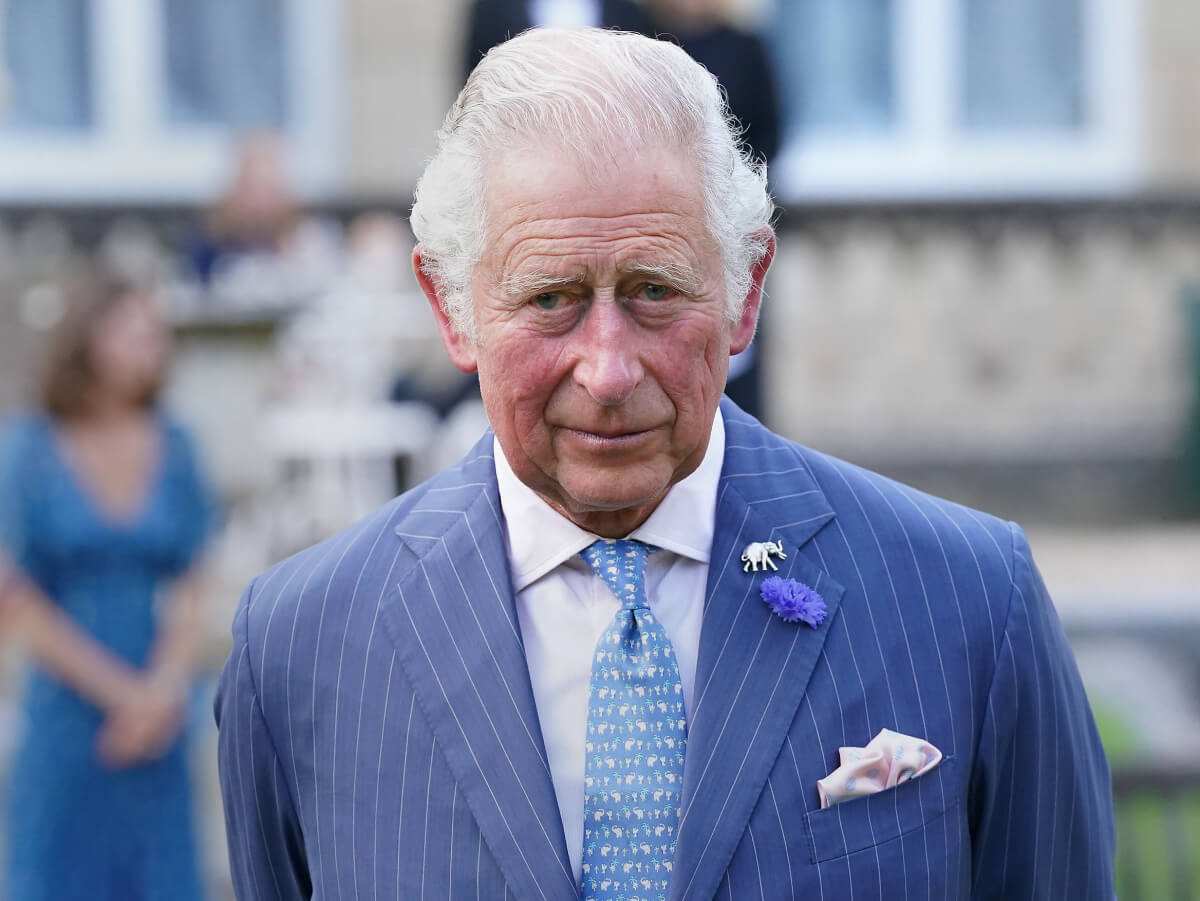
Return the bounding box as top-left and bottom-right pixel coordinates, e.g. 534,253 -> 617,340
0,411 -> 215,901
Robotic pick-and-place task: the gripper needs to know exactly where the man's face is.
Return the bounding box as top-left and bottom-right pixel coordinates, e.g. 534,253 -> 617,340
419,144 -> 769,536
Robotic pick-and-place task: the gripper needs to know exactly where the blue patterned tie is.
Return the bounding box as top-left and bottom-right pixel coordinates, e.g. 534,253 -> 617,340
580,539 -> 686,901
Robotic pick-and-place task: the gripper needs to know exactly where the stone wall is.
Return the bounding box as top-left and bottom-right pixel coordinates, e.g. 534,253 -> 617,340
760,208 -> 1200,521
765,212 -> 1200,459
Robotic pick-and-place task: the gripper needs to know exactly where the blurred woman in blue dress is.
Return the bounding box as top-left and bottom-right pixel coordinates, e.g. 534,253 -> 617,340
0,267 -> 215,901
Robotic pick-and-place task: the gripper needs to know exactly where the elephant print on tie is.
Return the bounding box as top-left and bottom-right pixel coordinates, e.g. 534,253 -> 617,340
580,539 -> 687,901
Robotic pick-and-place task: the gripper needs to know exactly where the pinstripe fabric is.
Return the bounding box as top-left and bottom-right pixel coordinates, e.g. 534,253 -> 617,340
216,399 -> 1115,900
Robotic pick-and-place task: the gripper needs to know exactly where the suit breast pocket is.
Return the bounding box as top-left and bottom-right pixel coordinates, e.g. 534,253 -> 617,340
803,756 -> 959,863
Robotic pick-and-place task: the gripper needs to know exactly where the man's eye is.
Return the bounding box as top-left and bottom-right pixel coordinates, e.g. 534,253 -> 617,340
641,284 -> 672,301
533,292 -> 564,310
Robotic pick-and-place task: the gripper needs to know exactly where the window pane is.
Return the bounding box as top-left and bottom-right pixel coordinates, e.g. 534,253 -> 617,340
961,0 -> 1083,131
1,0 -> 93,130
163,0 -> 286,128
771,0 -> 896,136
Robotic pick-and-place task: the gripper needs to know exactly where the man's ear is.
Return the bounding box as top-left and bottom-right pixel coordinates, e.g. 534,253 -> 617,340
729,228 -> 776,355
413,245 -> 478,373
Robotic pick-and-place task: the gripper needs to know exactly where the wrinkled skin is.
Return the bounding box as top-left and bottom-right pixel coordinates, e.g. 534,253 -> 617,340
416,145 -> 773,537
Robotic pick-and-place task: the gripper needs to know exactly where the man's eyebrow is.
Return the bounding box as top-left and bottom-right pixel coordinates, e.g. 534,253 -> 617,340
496,271 -> 586,299
495,262 -> 706,299
618,261 -> 705,295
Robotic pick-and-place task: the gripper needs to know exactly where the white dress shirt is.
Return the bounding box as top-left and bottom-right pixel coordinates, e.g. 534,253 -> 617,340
494,411 -> 725,884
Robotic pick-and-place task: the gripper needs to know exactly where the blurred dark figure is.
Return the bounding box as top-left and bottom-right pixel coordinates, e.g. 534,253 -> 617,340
0,268 -> 215,901
462,0 -> 656,81
647,0 -> 780,166
186,131 -> 300,284
648,0 -> 781,421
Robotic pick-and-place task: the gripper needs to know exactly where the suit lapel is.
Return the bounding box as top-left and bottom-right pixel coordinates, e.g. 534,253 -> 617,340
379,438 -> 579,901
671,405 -> 846,901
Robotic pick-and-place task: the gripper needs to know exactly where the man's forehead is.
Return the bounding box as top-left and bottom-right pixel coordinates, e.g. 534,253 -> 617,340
491,207 -> 704,242
482,139 -> 705,206
488,215 -> 711,272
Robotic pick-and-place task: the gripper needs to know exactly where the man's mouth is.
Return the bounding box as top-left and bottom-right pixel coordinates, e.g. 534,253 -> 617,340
559,426 -> 655,447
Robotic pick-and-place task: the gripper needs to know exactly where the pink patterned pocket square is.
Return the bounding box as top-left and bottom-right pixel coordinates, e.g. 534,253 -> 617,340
817,728 -> 944,809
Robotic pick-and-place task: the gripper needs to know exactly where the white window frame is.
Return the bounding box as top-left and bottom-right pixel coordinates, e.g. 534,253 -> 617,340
0,0 -> 341,202
771,0 -> 1142,202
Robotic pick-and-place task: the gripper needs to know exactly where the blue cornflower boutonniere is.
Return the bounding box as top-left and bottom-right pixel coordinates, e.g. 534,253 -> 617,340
761,576 -> 826,628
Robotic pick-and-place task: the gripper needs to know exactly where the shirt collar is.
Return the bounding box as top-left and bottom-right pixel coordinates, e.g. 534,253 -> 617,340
495,410 -> 726,591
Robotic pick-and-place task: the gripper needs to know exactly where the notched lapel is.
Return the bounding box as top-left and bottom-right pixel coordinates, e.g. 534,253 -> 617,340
671,417 -> 846,900
380,461 -> 579,901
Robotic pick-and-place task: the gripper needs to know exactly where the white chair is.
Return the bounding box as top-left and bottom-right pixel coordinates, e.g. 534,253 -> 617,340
260,400 -> 439,556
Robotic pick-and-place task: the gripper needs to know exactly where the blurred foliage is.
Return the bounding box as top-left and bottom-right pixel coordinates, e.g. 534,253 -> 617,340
1094,702 -> 1143,766
1116,793 -> 1200,900
1097,700 -> 1200,898
1182,283 -> 1200,516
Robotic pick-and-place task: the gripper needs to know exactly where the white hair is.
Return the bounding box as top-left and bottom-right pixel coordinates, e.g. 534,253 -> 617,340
410,27 -> 775,340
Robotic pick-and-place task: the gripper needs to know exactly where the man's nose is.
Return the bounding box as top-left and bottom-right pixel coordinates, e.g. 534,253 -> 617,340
571,298 -> 644,405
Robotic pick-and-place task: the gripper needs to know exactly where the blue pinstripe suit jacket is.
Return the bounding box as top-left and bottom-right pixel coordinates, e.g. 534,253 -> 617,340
216,401 -> 1116,899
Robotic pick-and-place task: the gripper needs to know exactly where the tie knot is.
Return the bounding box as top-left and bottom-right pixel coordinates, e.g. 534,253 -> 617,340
581,539 -> 655,610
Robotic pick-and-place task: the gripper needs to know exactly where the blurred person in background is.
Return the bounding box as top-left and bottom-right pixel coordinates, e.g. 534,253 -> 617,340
461,0 -> 656,81
185,131 -> 300,286
646,0 -> 779,168
0,266 -> 216,901
646,0 -> 780,421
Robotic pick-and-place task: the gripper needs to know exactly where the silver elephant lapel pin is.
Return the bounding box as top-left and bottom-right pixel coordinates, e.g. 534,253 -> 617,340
741,540 -> 787,572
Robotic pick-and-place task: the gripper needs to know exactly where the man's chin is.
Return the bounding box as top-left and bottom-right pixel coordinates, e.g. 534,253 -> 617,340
541,467 -> 671,529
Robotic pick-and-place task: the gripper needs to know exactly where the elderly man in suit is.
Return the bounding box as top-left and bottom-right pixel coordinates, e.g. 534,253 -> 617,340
216,27 -> 1115,900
